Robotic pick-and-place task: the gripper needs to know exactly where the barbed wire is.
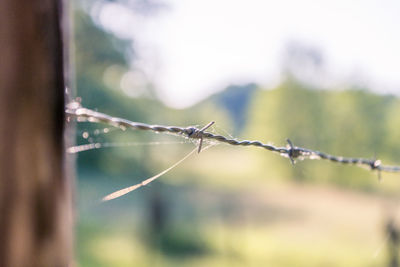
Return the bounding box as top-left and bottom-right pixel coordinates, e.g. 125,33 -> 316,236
66,103 -> 400,175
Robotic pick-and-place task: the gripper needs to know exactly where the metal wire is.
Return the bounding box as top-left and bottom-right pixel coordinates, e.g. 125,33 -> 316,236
66,104 -> 400,174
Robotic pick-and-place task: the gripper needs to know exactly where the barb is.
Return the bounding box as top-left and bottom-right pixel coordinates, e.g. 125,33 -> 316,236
286,139 -> 299,165
66,105 -> 400,174
187,121 -> 215,153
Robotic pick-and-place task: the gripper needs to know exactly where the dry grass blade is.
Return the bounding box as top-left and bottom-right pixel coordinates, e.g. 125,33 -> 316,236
102,147 -> 198,201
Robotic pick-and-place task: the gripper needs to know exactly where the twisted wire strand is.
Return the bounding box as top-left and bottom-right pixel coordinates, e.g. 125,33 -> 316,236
66,105 -> 400,174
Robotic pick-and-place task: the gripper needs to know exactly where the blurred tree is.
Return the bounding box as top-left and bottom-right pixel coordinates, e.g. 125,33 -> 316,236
73,2 -> 180,260
281,41 -> 326,86
73,8 -> 160,172
245,80 -> 397,188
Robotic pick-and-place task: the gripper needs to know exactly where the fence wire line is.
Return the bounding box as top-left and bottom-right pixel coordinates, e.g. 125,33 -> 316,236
66,104 -> 400,174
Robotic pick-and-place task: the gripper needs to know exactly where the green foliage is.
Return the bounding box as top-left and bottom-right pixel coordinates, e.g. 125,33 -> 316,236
73,9 -> 181,173
245,80 -> 399,189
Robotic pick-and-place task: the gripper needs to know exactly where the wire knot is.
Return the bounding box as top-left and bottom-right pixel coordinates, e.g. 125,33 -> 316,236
185,121 -> 215,153
286,139 -> 301,165
370,158 -> 382,181
370,159 -> 381,170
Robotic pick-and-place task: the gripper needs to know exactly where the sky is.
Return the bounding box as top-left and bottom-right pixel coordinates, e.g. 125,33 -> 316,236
95,0 -> 400,108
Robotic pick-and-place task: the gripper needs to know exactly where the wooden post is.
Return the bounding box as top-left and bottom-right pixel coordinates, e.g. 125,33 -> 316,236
0,0 -> 72,266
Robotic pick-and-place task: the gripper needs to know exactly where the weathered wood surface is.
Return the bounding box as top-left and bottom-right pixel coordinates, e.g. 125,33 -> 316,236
0,0 -> 71,266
